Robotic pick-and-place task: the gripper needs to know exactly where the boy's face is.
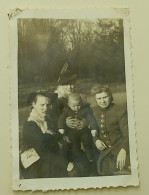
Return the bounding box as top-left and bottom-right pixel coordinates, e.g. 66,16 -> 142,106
68,99 -> 81,112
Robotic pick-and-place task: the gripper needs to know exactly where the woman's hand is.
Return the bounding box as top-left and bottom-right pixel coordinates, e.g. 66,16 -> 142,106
66,117 -> 78,128
95,140 -> 107,151
76,118 -> 88,130
46,129 -> 55,135
116,148 -> 126,170
66,117 -> 88,129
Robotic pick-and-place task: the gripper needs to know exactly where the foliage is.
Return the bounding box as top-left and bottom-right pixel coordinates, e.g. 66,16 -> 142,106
18,18 -> 125,85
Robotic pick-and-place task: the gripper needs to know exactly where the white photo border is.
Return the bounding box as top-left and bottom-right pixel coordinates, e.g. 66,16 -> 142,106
10,8 -> 139,191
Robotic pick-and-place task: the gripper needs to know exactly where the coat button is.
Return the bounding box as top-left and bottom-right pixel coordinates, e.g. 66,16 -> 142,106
101,130 -> 105,134
103,134 -> 106,137
101,115 -> 104,118
101,119 -> 104,122
101,124 -> 104,128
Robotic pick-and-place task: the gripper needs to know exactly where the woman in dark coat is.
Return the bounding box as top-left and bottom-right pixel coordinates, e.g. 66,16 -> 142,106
92,86 -> 131,176
20,91 -> 68,179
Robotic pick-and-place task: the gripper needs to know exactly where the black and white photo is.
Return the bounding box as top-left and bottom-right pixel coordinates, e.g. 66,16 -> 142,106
10,8 -> 138,190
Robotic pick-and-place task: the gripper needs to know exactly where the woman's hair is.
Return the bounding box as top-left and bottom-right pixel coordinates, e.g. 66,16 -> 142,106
27,90 -> 58,106
94,85 -> 113,102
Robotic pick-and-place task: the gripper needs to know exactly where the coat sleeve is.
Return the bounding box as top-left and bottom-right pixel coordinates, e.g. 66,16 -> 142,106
58,107 -> 68,129
23,121 -> 57,155
118,109 -> 129,153
85,107 -> 99,131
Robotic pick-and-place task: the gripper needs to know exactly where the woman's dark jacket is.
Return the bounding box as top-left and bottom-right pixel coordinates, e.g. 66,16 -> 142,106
20,120 -> 68,178
92,103 -> 130,175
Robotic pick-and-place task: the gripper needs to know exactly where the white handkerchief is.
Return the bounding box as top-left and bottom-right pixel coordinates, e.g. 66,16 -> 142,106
21,148 -> 40,169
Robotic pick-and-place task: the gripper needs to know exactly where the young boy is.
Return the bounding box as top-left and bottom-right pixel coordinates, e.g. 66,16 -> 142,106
58,93 -> 98,174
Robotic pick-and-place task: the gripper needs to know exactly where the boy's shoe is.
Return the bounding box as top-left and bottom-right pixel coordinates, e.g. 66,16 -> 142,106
67,162 -> 74,172
67,162 -> 80,177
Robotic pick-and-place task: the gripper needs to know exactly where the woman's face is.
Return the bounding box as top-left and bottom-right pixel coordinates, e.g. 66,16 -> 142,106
33,95 -> 51,117
95,92 -> 111,108
63,85 -> 74,94
57,85 -> 74,98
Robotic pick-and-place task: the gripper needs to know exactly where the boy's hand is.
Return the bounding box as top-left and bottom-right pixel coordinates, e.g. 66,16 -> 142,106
91,130 -> 97,137
58,129 -> 65,134
95,139 -> 107,151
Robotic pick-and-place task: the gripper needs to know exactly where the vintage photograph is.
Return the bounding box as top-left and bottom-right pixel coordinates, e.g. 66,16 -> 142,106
10,8 -> 138,190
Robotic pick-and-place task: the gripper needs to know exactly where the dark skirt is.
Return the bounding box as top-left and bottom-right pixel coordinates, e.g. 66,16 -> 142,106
20,151 -> 68,179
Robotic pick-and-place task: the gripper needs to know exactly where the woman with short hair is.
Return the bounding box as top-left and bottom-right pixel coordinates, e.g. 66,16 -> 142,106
92,86 -> 131,176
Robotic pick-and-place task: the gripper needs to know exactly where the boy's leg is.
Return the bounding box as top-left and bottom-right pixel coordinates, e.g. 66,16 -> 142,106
80,130 -> 98,176
68,130 -> 82,161
66,130 -> 83,177
80,130 -> 94,161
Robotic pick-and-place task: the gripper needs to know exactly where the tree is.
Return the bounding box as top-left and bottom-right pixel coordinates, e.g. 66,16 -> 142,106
18,18 -> 126,85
